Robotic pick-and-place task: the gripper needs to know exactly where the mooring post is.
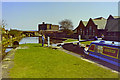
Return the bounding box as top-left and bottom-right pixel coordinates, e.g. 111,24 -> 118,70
48,36 -> 50,47
79,35 -> 81,45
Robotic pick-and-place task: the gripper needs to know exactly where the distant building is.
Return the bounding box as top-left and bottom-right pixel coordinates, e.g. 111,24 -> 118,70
74,15 -> 120,41
104,15 -> 120,41
73,20 -> 86,36
38,22 -> 59,31
74,17 -> 107,39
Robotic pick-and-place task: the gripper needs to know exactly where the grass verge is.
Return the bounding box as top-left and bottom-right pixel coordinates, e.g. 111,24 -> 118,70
63,39 -> 78,43
80,41 -> 93,45
9,43 -> 118,78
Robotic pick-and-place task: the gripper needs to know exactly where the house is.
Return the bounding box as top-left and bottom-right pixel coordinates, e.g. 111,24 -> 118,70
74,17 -> 107,39
74,15 -> 120,41
89,17 -> 107,37
73,20 -> 87,38
74,20 -> 85,35
38,22 -> 59,31
85,18 -> 99,39
104,15 -> 120,41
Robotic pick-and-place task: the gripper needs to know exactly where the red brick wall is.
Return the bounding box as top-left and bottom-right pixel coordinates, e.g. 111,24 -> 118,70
77,21 -> 85,35
76,19 -> 98,39
85,18 -> 98,38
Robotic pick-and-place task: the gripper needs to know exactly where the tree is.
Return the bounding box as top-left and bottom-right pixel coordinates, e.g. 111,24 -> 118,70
9,29 -> 22,37
1,20 -> 8,39
2,20 -> 7,28
59,19 -> 73,34
59,19 -> 73,30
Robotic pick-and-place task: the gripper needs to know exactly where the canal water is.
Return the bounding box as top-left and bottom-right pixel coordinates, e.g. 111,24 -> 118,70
5,37 -> 63,53
5,37 -> 39,53
19,37 -> 39,44
5,45 -> 13,53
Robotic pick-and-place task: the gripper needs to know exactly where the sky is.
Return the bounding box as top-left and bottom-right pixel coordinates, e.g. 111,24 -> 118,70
2,1 -> 118,31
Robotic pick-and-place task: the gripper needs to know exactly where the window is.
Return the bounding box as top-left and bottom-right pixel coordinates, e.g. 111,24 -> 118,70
83,30 -> 84,35
89,26 -> 92,35
89,44 -> 95,52
93,29 -> 95,35
97,46 -> 103,53
80,28 -> 82,34
87,29 -> 88,35
89,26 -> 92,30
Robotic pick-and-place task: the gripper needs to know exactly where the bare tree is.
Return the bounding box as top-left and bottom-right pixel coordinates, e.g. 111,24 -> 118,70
59,19 -> 73,30
2,20 -> 7,28
59,19 -> 73,34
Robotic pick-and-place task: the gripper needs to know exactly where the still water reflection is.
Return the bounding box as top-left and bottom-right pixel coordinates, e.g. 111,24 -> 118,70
5,37 -> 39,53
19,37 -> 39,44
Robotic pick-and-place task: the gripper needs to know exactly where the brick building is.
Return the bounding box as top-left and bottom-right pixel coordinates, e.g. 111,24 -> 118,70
74,15 -> 120,41
38,22 -> 59,31
74,17 -> 107,39
104,15 -> 120,41
74,20 -> 86,36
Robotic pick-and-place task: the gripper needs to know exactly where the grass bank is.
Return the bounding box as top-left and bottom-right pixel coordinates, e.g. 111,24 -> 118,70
9,43 -> 118,78
80,41 -> 93,45
63,38 -> 93,45
63,39 -> 78,43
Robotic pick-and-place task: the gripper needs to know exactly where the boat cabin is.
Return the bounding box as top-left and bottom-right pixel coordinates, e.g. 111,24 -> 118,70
86,40 -> 120,67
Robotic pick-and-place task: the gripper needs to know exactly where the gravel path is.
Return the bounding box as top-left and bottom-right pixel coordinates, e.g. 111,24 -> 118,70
2,49 -> 16,79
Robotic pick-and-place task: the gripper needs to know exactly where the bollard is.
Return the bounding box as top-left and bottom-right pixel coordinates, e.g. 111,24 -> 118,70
48,36 -> 50,47
79,35 -> 81,45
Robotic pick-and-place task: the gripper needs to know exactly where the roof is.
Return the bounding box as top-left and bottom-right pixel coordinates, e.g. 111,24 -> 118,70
92,19 -> 107,29
107,15 -> 120,19
73,20 -> 87,31
107,15 -> 114,20
113,16 -> 120,19
74,19 -> 106,30
93,17 -> 106,20
73,15 -> 119,31
51,25 -> 59,27
82,21 -> 88,26
92,40 -> 120,47
105,18 -> 120,32
73,27 -> 77,31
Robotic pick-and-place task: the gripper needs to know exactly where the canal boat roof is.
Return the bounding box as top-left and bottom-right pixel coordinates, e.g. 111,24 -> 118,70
91,40 -> 120,47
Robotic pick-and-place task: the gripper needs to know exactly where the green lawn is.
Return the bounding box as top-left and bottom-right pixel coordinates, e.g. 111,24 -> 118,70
64,39 -> 78,43
64,39 -> 93,45
9,43 -> 118,78
80,41 -> 93,45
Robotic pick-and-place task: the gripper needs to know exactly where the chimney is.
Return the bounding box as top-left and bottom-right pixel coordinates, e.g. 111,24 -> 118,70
43,22 -> 45,24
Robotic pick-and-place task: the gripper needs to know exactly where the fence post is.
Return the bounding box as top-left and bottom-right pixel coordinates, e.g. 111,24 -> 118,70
79,35 -> 81,45
48,36 -> 50,47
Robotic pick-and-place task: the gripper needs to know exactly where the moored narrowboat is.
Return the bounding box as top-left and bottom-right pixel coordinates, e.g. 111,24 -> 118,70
84,40 -> 120,67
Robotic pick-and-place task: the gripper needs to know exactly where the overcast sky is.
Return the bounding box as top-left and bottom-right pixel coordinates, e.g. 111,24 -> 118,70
2,1 -> 118,31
